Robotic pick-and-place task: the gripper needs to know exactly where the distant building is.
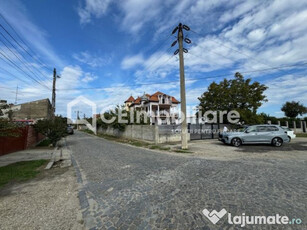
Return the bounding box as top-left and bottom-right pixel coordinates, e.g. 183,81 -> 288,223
124,96 -> 135,111
124,91 -> 180,125
0,98 -> 53,121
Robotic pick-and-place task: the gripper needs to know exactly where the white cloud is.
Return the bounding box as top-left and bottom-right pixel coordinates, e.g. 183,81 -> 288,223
82,73 -> 98,83
73,51 -> 112,67
117,0 -> 165,33
121,54 -> 144,69
247,29 -> 266,42
263,74 -> 307,107
78,0 -> 112,25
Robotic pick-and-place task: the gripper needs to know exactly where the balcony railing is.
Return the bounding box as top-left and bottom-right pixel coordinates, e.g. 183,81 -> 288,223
147,111 -> 179,117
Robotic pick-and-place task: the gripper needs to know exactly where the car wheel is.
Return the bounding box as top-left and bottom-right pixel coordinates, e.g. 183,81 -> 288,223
272,137 -> 283,147
288,136 -> 291,142
231,138 -> 242,147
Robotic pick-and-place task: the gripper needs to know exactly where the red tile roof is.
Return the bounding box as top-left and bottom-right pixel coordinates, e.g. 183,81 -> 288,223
128,91 -> 180,106
124,96 -> 135,103
134,97 -> 141,104
171,96 -> 180,104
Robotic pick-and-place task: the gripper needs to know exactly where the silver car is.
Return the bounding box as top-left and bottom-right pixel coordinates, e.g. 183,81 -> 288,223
221,125 -> 289,147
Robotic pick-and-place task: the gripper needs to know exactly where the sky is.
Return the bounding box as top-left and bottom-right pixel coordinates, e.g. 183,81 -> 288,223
0,0 -> 307,119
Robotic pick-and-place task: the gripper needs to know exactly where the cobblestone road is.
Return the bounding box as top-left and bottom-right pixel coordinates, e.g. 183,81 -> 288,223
68,131 -> 306,230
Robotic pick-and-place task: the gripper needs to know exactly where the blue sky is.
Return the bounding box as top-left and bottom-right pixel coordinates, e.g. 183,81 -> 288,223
0,0 -> 307,119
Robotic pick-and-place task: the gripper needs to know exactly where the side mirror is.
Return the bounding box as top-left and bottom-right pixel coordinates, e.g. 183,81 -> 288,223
245,130 -> 250,133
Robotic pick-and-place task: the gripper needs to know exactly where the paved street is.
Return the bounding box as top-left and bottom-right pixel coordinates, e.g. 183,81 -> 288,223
68,131 -> 306,229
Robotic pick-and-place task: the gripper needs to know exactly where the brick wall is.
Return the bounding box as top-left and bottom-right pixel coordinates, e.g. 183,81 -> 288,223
0,125 -> 44,156
25,126 -> 45,148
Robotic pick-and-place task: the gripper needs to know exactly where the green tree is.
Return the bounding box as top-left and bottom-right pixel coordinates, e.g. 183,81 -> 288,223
0,118 -> 22,137
34,116 -> 67,146
198,72 -> 268,124
281,101 -> 307,118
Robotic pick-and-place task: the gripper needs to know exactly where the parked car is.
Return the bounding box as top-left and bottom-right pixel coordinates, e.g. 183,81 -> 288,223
220,124 -> 289,147
67,125 -> 74,134
281,127 -> 296,142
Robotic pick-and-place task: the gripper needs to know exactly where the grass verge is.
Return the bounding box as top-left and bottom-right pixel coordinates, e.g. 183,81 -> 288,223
80,129 -> 95,135
0,160 -> 48,188
173,149 -> 193,154
82,130 -> 192,154
36,138 -> 51,147
296,133 -> 307,138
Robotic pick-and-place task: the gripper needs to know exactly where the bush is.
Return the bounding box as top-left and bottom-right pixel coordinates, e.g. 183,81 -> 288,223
36,138 -> 52,147
82,129 -> 94,135
34,116 -> 67,147
0,118 -> 23,137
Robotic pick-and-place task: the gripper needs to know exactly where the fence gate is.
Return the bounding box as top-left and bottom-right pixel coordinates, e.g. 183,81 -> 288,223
188,123 -> 220,140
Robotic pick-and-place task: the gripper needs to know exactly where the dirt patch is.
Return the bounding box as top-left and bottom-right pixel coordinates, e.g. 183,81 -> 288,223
0,164 -> 83,230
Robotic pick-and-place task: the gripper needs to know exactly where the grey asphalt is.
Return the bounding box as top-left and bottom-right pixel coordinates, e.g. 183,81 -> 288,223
68,131 -> 306,230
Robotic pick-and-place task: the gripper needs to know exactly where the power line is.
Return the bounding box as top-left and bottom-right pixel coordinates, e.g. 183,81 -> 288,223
144,47 -> 175,72
0,65 -> 32,86
187,42 -> 239,62
0,28 -> 51,81
142,44 -> 173,73
0,31 -> 50,85
0,49 -> 51,90
54,61 -> 307,91
0,12 -> 52,72
187,52 -> 307,74
190,29 -> 296,76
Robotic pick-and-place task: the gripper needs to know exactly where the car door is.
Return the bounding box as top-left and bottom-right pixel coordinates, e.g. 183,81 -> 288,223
242,126 -> 258,143
256,126 -> 271,143
266,126 -> 281,142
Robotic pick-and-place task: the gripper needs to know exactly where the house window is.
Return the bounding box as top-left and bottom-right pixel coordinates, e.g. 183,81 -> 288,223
162,98 -> 165,104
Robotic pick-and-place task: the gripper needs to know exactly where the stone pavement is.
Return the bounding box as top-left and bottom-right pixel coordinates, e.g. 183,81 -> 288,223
162,137 -> 307,162
69,131 -> 307,229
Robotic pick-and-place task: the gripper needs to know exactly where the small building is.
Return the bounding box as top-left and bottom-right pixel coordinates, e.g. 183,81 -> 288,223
0,98 -> 53,121
124,91 -> 180,125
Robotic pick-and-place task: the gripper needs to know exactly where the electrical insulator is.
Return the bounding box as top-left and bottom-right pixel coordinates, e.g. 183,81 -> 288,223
183,25 -> 190,31
172,27 -> 178,34
184,38 -> 191,44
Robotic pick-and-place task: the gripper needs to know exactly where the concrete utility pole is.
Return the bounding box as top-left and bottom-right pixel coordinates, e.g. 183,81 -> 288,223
171,23 -> 191,149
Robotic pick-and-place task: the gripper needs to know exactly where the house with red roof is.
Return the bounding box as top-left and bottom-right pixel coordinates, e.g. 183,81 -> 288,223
124,91 -> 180,125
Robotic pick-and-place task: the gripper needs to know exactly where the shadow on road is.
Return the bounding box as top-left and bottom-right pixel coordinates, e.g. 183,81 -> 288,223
210,140 -> 307,153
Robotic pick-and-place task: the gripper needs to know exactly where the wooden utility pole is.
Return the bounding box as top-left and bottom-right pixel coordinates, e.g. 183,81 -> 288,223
15,85 -> 18,105
172,23 -> 190,149
52,68 -> 56,116
75,110 -> 81,130
52,68 -> 61,118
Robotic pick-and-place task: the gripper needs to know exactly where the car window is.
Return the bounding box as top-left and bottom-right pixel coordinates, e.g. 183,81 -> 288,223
246,126 -> 257,132
267,126 -> 279,131
257,126 -> 269,132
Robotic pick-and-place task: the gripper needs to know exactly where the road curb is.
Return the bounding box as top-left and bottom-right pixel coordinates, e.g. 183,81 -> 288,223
45,138 -> 72,169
